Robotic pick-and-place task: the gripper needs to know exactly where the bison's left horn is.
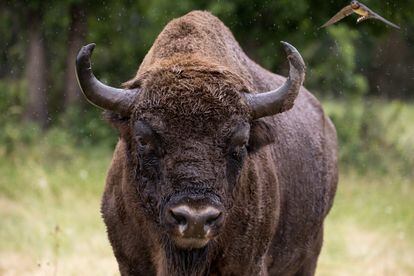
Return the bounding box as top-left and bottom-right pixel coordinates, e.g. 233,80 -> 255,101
244,41 -> 306,119
76,43 -> 138,116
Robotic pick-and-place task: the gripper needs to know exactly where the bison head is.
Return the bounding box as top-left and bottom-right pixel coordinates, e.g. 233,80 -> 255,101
76,42 -> 305,251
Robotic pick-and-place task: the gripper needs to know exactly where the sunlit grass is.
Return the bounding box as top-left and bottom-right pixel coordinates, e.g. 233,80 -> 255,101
319,172 -> 414,276
0,144 -> 118,275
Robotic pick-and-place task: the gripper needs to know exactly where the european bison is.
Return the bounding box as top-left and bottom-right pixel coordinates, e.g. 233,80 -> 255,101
76,11 -> 338,276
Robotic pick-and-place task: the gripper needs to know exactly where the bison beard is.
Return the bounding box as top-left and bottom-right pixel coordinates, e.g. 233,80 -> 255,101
160,239 -> 212,276
76,10 -> 338,276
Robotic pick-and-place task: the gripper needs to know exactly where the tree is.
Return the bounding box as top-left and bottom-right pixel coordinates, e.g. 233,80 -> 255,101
63,2 -> 88,108
24,9 -> 48,128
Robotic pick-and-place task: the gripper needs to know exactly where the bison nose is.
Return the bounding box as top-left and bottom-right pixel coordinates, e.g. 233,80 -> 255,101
167,205 -> 222,239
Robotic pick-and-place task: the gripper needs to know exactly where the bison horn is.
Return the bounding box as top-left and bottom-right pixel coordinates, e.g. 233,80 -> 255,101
76,43 -> 138,116
244,41 -> 306,119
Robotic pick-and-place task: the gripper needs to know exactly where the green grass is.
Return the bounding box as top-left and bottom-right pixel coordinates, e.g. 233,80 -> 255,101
319,172 -> 414,276
1,100 -> 413,275
0,143 -> 118,275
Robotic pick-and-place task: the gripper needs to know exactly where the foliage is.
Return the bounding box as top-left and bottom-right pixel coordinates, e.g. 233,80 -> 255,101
324,99 -> 414,177
305,26 -> 368,98
0,78 -> 115,156
3,1 -> 412,120
2,0 -> 413,100
56,106 -> 116,147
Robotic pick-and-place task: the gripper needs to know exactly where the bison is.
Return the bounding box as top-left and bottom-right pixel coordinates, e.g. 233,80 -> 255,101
76,11 -> 338,276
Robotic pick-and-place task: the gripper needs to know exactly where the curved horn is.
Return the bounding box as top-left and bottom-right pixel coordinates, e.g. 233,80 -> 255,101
244,41 -> 306,119
75,43 -> 138,116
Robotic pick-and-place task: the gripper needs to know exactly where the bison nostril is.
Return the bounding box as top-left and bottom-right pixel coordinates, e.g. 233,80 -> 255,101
205,211 -> 222,226
169,209 -> 187,225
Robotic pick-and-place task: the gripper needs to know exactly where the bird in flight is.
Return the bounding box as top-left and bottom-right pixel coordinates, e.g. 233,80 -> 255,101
320,1 -> 400,29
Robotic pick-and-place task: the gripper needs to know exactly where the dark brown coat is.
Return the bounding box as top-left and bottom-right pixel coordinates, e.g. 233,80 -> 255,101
100,11 -> 338,276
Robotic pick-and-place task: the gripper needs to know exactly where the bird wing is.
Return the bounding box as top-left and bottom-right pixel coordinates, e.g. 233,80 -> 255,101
369,12 -> 400,29
320,5 -> 354,28
358,3 -> 400,29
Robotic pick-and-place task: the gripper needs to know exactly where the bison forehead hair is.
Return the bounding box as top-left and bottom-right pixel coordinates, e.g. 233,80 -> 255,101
126,56 -> 251,126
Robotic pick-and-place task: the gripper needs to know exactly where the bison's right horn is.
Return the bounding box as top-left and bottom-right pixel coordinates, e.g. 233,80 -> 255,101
76,43 -> 138,116
244,41 -> 306,119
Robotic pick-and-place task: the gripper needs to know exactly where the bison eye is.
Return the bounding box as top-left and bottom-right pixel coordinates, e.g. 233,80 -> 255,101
134,121 -> 163,156
135,121 -> 156,143
137,136 -> 150,147
229,145 -> 247,162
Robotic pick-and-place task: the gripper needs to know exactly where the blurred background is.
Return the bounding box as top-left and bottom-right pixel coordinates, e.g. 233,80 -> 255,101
0,0 -> 413,275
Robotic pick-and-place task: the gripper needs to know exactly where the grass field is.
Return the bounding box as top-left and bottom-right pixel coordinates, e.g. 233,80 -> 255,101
1,100 -> 413,275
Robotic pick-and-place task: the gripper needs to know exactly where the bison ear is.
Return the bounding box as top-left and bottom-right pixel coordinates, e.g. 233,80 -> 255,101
104,111 -> 130,133
247,120 -> 275,153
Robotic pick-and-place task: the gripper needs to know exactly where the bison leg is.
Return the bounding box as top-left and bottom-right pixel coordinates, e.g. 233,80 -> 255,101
294,228 -> 324,276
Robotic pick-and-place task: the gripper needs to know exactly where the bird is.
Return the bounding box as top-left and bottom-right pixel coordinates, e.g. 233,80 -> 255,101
320,1 -> 400,29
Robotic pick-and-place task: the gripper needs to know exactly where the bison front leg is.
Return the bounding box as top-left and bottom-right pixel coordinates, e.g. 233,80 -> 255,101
293,258 -> 318,276
293,228 -> 324,276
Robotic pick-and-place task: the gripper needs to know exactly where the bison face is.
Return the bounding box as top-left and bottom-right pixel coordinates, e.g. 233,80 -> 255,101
128,70 -> 253,250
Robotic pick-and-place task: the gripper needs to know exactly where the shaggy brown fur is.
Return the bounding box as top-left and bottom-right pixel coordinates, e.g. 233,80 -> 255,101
100,11 -> 338,276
